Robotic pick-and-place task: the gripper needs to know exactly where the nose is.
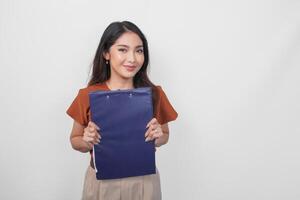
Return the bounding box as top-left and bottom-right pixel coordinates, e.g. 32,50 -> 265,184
127,51 -> 136,63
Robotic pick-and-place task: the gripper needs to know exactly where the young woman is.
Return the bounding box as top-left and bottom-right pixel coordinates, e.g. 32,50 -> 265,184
66,21 -> 178,200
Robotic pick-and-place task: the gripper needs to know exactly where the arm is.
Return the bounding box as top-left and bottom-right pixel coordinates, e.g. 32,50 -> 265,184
155,123 -> 170,147
69,121 -> 100,153
145,118 -> 170,147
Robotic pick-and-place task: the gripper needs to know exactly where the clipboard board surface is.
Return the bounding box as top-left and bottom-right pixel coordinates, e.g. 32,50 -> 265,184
89,87 -> 156,180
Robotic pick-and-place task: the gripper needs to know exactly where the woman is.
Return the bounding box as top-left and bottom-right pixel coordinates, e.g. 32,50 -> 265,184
66,21 -> 178,200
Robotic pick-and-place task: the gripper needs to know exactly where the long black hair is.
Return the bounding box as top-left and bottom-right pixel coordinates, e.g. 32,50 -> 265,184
88,21 -> 158,109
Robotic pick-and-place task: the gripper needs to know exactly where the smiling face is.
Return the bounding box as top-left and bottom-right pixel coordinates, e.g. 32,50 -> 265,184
103,31 -> 145,82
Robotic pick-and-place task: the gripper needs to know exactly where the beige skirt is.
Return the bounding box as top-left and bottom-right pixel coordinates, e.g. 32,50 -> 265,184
81,166 -> 162,200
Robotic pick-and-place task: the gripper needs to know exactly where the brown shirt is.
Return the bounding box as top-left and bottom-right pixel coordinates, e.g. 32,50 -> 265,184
66,82 -> 178,126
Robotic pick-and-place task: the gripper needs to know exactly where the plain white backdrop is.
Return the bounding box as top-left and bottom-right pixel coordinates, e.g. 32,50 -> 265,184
1,0 -> 300,199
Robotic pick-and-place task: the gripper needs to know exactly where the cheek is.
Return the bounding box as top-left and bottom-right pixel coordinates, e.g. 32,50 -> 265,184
110,49 -> 124,62
109,56 -> 124,71
137,55 -> 145,65
113,53 -> 125,62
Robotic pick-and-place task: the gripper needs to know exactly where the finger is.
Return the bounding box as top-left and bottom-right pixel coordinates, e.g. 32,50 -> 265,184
94,132 -> 101,140
150,124 -> 159,131
85,141 -> 94,149
146,135 -> 155,142
150,130 -> 157,140
145,124 -> 159,138
92,132 -> 99,140
91,121 -> 100,130
90,140 -> 98,145
93,138 -> 100,145
88,121 -> 100,131
88,133 -> 99,141
87,131 -> 101,141
90,131 -> 101,139
147,123 -> 155,132
91,121 -> 100,131
145,136 -> 151,142
84,136 -> 94,143
87,131 -> 95,137
151,128 -> 162,139
145,131 -> 154,142
85,136 -> 100,145
89,126 -> 95,132
153,130 -> 163,138
146,118 -> 157,128
90,128 -> 100,136
145,128 -> 151,137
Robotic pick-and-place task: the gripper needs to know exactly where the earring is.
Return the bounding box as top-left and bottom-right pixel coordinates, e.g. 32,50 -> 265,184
106,60 -> 109,65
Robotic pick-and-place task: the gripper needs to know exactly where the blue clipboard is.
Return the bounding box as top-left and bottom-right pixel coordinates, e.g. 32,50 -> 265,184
89,87 -> 156,180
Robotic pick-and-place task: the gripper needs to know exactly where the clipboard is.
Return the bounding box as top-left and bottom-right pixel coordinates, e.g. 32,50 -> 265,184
89,87 -> 156,180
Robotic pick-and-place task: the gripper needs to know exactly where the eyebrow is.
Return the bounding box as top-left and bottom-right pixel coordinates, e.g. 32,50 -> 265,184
116,44 -> 143,48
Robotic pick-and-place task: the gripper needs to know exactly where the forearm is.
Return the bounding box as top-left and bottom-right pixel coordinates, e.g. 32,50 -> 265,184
70,136 -> 93,153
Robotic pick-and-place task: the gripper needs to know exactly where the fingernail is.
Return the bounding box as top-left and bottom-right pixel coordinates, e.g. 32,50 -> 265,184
146,122 -> 151,128
145,138 -> 149,142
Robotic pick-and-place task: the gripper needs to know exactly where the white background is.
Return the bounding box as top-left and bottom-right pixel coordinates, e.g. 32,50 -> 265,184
1,0 -> 300,199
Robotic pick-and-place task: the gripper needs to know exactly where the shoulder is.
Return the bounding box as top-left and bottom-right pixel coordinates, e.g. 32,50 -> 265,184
153,85 -> 167,98
154,85 -> 162,90
77,83 -> 108,98
153,85 -> 163,93
152,85 -> 178,124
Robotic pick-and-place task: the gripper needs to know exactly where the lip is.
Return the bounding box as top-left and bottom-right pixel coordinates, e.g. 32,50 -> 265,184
123,65 -> 136,72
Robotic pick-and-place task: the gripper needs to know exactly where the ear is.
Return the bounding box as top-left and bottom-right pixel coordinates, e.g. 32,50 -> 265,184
103,51 -> 110,60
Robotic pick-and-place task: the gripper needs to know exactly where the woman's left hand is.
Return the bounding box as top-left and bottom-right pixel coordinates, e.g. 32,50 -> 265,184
145,118 -> 163,142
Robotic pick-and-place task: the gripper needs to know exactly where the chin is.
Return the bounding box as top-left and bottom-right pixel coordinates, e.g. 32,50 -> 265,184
121,71 -> 139,79
118,73 -> 135,80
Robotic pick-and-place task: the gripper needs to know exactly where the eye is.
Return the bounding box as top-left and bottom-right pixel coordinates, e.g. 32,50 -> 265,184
118,48 -> 127,53
137,49 -> 144,54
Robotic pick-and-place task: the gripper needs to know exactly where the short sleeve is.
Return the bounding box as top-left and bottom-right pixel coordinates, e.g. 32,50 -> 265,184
66,89 -> 89,126
154,86 -> 178,125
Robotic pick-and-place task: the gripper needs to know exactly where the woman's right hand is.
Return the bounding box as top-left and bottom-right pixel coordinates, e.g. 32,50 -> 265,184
82,121 -> 101,150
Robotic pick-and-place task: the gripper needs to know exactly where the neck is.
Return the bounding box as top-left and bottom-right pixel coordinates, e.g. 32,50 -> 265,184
106,78 -> 134,90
